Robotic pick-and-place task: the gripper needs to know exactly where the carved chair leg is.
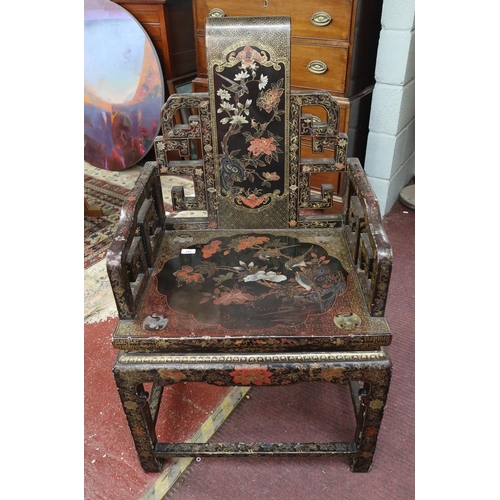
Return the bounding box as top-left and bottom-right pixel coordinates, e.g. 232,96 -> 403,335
349,365 -> 392,472
113,364 -> 164,473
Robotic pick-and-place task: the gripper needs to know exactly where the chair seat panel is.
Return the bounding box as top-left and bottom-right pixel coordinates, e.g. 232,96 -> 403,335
113,228 -> 390,352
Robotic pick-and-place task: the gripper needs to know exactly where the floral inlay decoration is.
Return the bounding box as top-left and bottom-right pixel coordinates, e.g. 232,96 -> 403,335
156,234 -> 348,330
229,365 -> 273,385
213,45 -> 286,208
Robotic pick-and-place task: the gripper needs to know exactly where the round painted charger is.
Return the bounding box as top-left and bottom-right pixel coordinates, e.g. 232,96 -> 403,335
84,0 -> 164,170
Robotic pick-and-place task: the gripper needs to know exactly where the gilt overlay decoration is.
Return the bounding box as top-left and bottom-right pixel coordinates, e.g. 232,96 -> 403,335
207,16 -> 291,228
107,15 -> 394,475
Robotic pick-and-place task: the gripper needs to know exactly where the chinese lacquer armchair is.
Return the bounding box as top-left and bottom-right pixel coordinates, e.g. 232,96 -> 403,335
107,16 -> 393,473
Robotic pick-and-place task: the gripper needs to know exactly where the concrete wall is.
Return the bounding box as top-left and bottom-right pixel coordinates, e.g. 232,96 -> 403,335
364,0 -> 415,215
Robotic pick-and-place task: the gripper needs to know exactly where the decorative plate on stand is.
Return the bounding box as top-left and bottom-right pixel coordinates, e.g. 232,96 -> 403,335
84,0 -> 164,170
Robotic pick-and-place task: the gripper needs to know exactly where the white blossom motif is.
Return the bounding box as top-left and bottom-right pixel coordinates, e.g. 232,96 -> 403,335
234,70 -> 250,82
230,115 -> 249,125
241,61 -> 257,71
218,101 -> 236,114
217,89 -> 231,101
243,270 -> 287,283
258,74 -> 268,90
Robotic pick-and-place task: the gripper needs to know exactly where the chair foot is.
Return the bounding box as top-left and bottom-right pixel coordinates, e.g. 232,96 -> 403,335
114,369 -> 164,472
350,364 -> 392,472
349,455 -> 373,472
139,457 -> 164,473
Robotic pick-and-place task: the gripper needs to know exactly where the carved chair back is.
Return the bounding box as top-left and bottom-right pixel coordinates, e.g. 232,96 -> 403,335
155,16 -> 347,230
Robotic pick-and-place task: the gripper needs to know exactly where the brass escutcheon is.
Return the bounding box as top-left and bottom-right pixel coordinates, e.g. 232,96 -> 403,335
310,12 -> 332,27
209,8 -> 225,18
334,313 -> 362,330
307,60 -> 328,75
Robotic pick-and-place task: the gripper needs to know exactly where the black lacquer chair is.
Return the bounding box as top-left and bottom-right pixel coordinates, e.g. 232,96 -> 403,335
107,15 -> 392,473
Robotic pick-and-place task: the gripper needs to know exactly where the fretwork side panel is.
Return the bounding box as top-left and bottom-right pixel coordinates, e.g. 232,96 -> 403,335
343,159 -> 392,317
107,163 -> 165,319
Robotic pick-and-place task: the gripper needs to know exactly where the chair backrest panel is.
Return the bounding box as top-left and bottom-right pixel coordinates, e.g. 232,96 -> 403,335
206,16 -> 291,229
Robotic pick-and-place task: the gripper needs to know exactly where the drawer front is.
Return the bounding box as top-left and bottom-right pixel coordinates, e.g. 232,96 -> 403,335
194,0 -> 353,42
291,43 -> 348,94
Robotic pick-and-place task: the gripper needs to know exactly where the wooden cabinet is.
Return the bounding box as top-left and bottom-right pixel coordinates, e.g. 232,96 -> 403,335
112,0 -> 196,86
191,0 -> 383,164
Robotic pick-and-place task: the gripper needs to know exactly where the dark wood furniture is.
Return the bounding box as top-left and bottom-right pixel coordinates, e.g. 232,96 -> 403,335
112,0 -> 196,88
107,16 -> 392,473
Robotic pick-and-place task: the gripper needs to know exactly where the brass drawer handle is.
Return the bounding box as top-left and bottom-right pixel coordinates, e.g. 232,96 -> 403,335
209,8 -> 225,18
307,60 -> 328,75
310,12 -> 332,27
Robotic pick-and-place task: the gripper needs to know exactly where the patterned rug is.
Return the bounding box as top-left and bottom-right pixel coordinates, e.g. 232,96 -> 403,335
84,174 -> 131,269
84,161 -> 199,324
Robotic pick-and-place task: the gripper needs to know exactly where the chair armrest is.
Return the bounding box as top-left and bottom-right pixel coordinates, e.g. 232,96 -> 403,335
343,158 -> 393,317
106,162 -> 165,319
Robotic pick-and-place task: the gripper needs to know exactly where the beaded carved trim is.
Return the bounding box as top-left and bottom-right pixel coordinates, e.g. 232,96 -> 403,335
117,349 -> 388,365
